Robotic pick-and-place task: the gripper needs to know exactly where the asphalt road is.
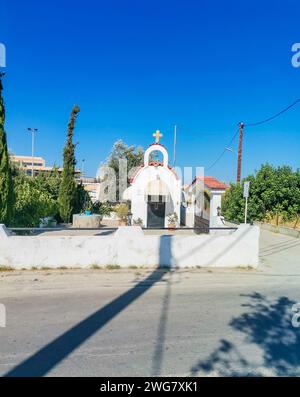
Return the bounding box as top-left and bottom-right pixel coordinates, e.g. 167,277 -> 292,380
0,229 -> 300,377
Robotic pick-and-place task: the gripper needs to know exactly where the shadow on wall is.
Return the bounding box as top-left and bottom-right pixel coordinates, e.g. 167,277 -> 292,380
177,225 -> 252,267
159,235 -> 173,267
4,235 -> 171,377
157,228 -> 249,268
190,292 -> 300,376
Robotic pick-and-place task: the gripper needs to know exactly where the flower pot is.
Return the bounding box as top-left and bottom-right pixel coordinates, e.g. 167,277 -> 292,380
168,223 -> 176,230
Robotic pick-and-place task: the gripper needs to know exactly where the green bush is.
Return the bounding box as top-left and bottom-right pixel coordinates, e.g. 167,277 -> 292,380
91,201 -> 113,216
12,174 -> 58,227
222,164 -> 300,224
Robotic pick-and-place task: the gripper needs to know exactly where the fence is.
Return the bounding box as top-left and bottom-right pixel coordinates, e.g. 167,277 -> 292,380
0,224 -> 259,269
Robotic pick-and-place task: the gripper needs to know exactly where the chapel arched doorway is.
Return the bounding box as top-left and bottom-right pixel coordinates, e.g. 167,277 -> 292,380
145,180 -> 170,228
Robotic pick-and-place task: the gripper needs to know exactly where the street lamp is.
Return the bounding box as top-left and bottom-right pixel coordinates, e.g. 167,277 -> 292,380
225,147 -> 237,156
27,128 -> 38,177
81,159 -> 85,177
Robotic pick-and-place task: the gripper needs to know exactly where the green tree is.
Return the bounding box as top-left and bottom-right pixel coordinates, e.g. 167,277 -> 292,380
73,182 -> 92,214
58,105 -> 80,222
222,164 -> 300,224
12,173 -> 57,227
0,73 -> 14,225
35,167 -> 62,200
221,182 -> 244,223
106,140 -> 144,201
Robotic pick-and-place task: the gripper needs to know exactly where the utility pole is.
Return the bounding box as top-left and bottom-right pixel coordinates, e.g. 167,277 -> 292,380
173,125 -> 177,167
236,122 -> 244,183
27,128 -> 38,177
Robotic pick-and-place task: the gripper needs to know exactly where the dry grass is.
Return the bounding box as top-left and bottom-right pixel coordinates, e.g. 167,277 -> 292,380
0,266 -> 14,272
106,265 -> 121,270
267,215 -> 300,230
90,264 -> 103,270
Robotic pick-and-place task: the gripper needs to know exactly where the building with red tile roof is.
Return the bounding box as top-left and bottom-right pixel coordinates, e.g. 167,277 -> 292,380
190,176 -> 228,190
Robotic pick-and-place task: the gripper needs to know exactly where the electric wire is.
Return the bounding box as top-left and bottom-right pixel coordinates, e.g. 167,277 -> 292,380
205,98 -> 300,171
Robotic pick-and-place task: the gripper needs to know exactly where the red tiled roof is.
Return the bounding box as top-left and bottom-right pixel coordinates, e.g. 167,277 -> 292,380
149,161 -> 165,167
148,143 -> 166,148
129,162 -> 179,183
191,176 -> 228,190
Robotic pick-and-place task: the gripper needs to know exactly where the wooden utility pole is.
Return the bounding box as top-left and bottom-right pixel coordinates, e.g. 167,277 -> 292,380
236,122 -> 244,183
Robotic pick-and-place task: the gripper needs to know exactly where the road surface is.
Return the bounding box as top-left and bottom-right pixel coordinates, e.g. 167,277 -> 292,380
0,228 -> 299,376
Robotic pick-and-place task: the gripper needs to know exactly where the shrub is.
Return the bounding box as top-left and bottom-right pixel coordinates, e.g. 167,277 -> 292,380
12,174 -> 58,227
222,164 -> 300,224
115,203 -> 129,222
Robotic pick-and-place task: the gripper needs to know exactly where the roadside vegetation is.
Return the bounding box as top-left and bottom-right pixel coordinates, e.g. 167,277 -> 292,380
222,164 -> 300,228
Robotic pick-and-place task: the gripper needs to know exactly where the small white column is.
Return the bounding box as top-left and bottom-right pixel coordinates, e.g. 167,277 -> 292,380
209,192 -> 223,228
0,224 -> 10,238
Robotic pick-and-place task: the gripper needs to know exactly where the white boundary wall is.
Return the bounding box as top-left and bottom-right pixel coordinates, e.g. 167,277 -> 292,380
0,224 -> 259,269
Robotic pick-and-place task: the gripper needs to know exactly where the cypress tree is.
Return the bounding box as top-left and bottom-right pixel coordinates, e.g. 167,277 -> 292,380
58,105 -> 80,223
0,72 -> 14,225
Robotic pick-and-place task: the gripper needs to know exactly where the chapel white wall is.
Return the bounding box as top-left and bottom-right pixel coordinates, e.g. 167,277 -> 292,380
131,166 -> 181,227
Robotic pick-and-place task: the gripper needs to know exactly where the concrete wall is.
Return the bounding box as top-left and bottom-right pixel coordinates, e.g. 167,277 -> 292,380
0,224 -> 259,269
254,222 -> 300,239
73,214 -> 102,228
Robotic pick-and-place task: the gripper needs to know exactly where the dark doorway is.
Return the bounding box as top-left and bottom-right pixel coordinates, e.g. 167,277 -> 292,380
147,201 -> 166,228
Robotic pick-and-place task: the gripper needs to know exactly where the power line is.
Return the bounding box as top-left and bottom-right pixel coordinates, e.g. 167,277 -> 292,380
206,97 -> 300,171
244,98 -> 300,127
206,128 -> 239,171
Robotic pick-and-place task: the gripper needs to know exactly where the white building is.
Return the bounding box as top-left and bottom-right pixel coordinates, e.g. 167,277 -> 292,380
79,177 -> 101,203
122,130 -> 228,229
11,155 -> 81,177
183,176 -> 228,228
123,132 -> 181,228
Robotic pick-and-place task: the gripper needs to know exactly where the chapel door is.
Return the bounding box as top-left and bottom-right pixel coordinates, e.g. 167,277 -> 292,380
147,201 -> 166,228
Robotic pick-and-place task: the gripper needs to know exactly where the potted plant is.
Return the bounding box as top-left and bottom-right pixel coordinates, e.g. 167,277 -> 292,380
90,201 -> 113,221
167,212 -> 178,229
82,201 -> 93,216
133,218 -> 143,227
115,203 -> 129,226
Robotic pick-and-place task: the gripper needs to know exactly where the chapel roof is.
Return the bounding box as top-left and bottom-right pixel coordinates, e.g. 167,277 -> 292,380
148,143 -> 166,148
129,162 -> 179,183
190,176 -> 228,190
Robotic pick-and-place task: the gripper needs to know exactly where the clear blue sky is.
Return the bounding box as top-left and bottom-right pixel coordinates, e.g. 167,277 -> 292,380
1,0 -> 300,182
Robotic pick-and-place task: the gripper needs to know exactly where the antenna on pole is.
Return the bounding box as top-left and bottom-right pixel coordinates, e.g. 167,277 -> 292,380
173,125 -> 177,167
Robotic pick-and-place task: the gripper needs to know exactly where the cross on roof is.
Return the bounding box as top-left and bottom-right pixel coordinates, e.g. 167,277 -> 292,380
153,130 -> 163,143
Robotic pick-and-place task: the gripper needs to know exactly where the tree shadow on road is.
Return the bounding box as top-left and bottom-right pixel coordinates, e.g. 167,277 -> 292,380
4,235 -> 174,377
191,292 -> 300,376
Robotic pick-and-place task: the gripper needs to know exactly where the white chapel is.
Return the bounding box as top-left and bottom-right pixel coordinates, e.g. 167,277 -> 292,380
123,131 -> 181,228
